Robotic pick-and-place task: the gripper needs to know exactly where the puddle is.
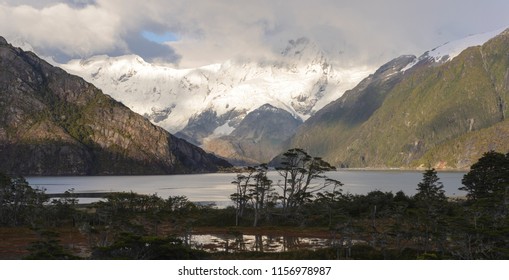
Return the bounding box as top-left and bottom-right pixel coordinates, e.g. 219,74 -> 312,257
182,233 -> 365,253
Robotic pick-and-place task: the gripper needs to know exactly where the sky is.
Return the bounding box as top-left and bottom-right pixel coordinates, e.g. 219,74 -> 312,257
1,0 -> 509,68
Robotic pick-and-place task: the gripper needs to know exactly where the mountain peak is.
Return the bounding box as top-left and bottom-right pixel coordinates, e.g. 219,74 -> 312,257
78,54 -> 148,67
281,37 -> 312,56
280,37 -> 327,64
258,103 -> 279,111
374,55 -> 416,76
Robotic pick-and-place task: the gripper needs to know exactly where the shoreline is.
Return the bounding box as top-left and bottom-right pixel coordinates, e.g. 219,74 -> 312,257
333,167 -> 469,172
24,168 -> 469,177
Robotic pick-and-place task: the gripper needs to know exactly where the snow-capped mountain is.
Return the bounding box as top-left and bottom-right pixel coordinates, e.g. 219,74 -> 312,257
289,27 -> 509,169
60,38 -> 372,143
54,27 -> 506,164
402,26 -> 508,71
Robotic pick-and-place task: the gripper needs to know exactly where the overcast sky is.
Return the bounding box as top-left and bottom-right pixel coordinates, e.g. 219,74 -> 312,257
1,0 -> 509,68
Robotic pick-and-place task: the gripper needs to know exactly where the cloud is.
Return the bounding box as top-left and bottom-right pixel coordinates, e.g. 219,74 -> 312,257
0,2 -> 124,61
125,33 -> 181,64
1,0 -> 97,9
1,0 -> 509,67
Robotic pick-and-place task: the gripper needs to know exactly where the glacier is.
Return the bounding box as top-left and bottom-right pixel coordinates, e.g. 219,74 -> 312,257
60,38 -> 373,141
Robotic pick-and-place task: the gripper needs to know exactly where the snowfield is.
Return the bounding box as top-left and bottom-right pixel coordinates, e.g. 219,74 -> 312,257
61,39 -> 373,136
55,27 -> 507,142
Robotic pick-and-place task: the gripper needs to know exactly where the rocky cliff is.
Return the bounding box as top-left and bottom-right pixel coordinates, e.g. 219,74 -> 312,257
0,37 -> 231,175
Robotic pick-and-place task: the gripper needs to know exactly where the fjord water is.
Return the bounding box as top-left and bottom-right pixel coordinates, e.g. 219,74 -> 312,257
26,170 -> 466,205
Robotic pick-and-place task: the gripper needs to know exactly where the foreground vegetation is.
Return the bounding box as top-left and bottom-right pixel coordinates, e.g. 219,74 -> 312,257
0,149 -> 508,259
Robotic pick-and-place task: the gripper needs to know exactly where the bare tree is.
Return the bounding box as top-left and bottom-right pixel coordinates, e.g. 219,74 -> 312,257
248,164 -> 274,227
231,167 -> 255,226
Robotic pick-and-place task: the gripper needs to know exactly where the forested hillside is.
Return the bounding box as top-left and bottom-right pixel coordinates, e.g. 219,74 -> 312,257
290,29 -> 509,169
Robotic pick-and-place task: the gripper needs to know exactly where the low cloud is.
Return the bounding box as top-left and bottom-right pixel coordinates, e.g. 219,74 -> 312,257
124,33 -> 181,64
1,0 -> 509,68
0,3 -> 124,61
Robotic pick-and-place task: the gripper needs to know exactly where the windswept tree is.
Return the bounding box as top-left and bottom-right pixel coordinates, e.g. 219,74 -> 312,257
231,167 -> 255,226
231,149 -> 337,226
275,148 -> 336,218
248,164 -> 275,227
231,165 -> 276,227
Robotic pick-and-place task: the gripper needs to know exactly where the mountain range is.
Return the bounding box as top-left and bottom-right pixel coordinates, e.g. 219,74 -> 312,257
6,26 -> 509,171
58,38 -> 372,164
290,27 -> 509,169
0,37 -> 231,175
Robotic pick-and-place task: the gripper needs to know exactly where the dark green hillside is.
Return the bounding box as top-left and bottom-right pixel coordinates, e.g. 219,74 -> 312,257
416,118 -> 509,168
290,29 -> 509,168
0,37 -> 231,175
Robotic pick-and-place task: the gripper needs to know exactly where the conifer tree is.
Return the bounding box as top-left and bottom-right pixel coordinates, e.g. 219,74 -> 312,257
414,168 -> 447,253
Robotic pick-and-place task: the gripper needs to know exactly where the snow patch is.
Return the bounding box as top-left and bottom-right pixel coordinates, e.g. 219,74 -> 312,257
213,123 -> 236,137
52,28 -> 507,142
427,27 -> 507,62
59,51 -> 373,134
401,27 -> 508,73
401,57 -> 419,72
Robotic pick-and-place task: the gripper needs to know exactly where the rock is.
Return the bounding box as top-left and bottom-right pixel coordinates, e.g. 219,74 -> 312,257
0,37 -> 231,175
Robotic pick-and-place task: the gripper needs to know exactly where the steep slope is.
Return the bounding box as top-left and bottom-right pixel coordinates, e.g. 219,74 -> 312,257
290,28 -> 509,169
202,104 -> 303,164
290,55 -> 418,166
0,37 -> 231,175
416,118 -> 509,169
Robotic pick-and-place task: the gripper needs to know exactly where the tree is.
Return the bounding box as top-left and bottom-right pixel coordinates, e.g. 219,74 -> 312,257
165,195 -> 195,216
231,167 -> 255,226
0,173 -> 48,226
460,151 -> 509,203
50,188 -> 79,227
460,151 -> 508,230
415,168 -> 447,203
248,164 -> 274,227
456,151 -> 509,259
315,178 -> 344,228
413,168 -> 447,253
275,148 -> 336,218
24,229 -> 80,260
231,165 -> 276,227
92,192 -> 166,238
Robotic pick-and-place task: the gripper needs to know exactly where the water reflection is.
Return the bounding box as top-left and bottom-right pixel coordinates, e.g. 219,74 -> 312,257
186,233 -> 337,253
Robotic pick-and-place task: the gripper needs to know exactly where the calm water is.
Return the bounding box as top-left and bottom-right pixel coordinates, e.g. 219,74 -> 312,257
188,234 -> 343,253
26,170 -> 467,205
